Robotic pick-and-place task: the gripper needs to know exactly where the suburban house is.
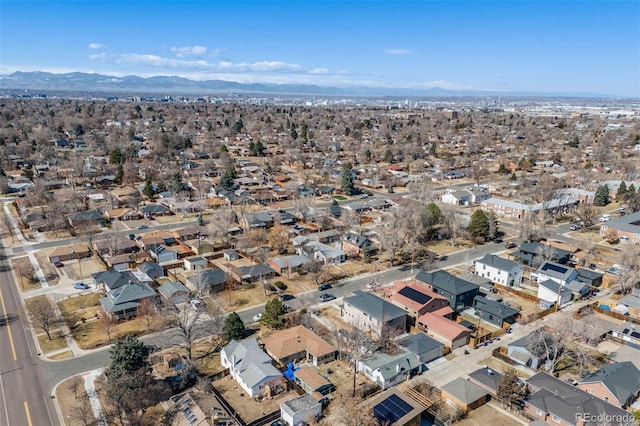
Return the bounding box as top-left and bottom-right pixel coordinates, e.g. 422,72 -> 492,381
137,262 -> 164,280
417,313 -> 471,349
473,296 -> 519,328
368,388 -> 424,426
185,268 -> 226,293
467,367 -> 504,396
280,394 -> 322,426
103,208 -> 141,221
440,377 -> 489,413
99,281 -> 156,320
340,231 -> 375,258
599,211 -> 640,244
441,187 -> 490,205
575,268 -> 604,288
67,209 -> 104,227
241,211 -> 275,229
140,203 -> 171,217
230,264 -> 275,283
260,325 -> 337,367
270,255 -> 312,276
294,366 -> 335,396
157,281 -> 190,305
533,261 -> 579,287
388,282 -> 452,329
538,279 -> 572,305
170,390 -> 235,426
480,196 -> 579,220
474,254 -> 523,288
341,290 -> 407,339
357,352 -> 422,390
309,229 -> 342,244
415,270 -> 480,310
507,333 -> 544,370
148,245 -> 179,265
292,236 -> 346,265
525,372 -> 634,426
183,256 -> 208,271
93,237 -> 138,256
220,338 -> 285,398
512,242 -> 572,266
91,270 -> 149,291
576,361 -> 640,409
397,332 -> 445,367
48,243 -> 92,263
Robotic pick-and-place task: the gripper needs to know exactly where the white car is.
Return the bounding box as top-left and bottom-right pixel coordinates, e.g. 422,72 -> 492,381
599,216 -> 610,222
190,299 -> 202,310
253,313 -> 263,322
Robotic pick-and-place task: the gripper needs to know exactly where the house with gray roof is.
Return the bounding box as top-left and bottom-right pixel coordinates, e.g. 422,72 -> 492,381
280,394 -> 322,426
468,366 -> 504,396
67,209 -> 104,227
220,338 -> 285,398
474,254 -> 523,288
533,260 -> 578,287
292,236 -> 346,265
137,262 -> 164,280
99,281 -> 156,320
415,270 -> 480,310
186,268 -> 226,293
473,295 -> 519,328
342,290 -> 406,338
270,255 -> 312,276
233,264 -> 275,283
577,361 -> 640,408
599,211 -> 640,245
157,281 -> 190,305
507,333 -> 545,370
440,377 -> 488,413
512,242 -> 572,266
91,270 -> 141,291
575,268 -> 603,288
538,279 -> 573,305
525,372 -> 634,425
357,352 -> 421,390
397,332 -> 444,366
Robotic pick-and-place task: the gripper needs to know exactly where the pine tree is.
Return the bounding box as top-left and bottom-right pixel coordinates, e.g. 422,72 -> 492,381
143,180 -> 155,198
617,181 -> 628,200
107,335 -> 150,381
468,209 -> 490,240
260,298 -> 286,329
341,162 -> 356,196
222,312 -> 245,342
594,184 -> 610,206
220,166 -> 238,190
628,183 -> 636,194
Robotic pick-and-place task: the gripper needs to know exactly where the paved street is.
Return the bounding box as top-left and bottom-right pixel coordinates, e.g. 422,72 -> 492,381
0,242 -> 60,426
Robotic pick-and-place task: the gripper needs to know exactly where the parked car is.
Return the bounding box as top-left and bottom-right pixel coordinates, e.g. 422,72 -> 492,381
270,420 -> 286,426
137,225 -> 149,229
320,293 -> 336,302
280,293 -> 294,301
504,241 -> 516,249
569,224 -> 581,231
190,299 -> 202,310
54,261 -> 64,268
318,283 -> 332,291
282,303 -> 290,311
253,313 -> 263,322
73,282 -> 89,290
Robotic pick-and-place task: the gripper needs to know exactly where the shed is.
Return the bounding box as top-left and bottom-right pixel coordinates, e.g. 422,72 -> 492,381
440,377 -> 488,413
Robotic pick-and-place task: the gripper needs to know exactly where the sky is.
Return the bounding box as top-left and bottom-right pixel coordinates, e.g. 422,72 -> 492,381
1,1 -> 639,97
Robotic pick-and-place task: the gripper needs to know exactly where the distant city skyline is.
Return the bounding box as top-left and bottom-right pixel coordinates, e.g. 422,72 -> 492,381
1,1 -> 639,97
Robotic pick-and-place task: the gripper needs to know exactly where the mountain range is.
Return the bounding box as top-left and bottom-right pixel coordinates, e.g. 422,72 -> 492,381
0,71 -> 614,98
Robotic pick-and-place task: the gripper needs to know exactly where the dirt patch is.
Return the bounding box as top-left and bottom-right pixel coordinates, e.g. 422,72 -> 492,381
56,375 -> 98,426
213,376 -> 296,423
456,403 -> 526,426
58,292 -> 103,324
48,350 -> 73,360
427,239 -> 475,256
57,256 -> 104,282
34,252 -> 60,285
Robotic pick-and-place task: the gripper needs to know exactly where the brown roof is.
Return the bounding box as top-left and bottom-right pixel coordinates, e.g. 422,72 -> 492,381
261,325 -> 336,360
294,367 -> 331,391
389,283 -> 447,312
418,312 -> 471,341
49,243 -> 90,257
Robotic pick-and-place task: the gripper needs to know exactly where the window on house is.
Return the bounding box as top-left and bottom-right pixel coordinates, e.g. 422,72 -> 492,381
551,415 -> 561,423
536,409 -> 543,416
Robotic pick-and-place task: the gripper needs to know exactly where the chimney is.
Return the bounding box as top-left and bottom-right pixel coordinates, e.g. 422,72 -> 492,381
487,368 -> 493,375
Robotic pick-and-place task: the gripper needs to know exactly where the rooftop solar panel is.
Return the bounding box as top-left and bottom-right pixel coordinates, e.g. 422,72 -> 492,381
373,393 -> 414,424
398,286 -> 432,305
541,262 -> 568,275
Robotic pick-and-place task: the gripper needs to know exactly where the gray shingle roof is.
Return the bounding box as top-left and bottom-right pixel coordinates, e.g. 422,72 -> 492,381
221,338 -> 282,389
441,377 -> 488,405
475,254 -> 520,272
468,367 -> 504,393
603,210 -> 640,234
415,270 -> 479,295
344,290 -> 406,322
473,295 -> 520,319
158,281 -> 189,298
538,279 -> 572,297
579,361 -> 640,405
398,332 -> 444,357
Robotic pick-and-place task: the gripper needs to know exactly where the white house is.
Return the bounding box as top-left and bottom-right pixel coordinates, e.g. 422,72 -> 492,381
538,279 -> 572,305
220,338 -> 284,398
533,261 -> 578,287
441,188 -> 490,206
357,353 -> 421,389
474,254 -> 523,288
183,256 -> 208,270
280,394 -> 322,426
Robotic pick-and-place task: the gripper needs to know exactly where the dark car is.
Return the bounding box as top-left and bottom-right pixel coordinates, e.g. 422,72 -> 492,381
73,282 -> 89,290
320,293 -> 336,302
137,225 -> 149,229
54,261 -> 64,268
280,294 -> 294,301
270,420 -> 286,426
318,283 -> 332,291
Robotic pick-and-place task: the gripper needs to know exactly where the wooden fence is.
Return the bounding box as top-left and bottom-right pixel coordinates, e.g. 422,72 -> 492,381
501,285 -> 539,302
583,303 -> 640,325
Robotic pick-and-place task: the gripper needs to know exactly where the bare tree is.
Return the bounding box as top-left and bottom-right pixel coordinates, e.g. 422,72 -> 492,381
68,398 -> 96,426
19,263 -> 37,285
574,202 -> 598,227
206,207 -> 237,249
378,207 -> 416,266
168,304 -> 208,360
525,328 -> 565,372
318,389 -> 379,426
67,376 -> 84,400
26,296 -> 60,340
98,309 -> 116,343
137,298 -> 156,332
1,210 -> 15,243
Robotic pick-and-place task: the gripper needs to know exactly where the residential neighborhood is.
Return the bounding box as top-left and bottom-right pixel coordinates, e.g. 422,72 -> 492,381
0,93 -> 639,426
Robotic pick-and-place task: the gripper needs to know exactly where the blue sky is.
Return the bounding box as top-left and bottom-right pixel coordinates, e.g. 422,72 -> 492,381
1,1 -> 639,96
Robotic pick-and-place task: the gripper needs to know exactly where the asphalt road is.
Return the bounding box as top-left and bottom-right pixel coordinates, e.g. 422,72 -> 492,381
0,243 -> 59,426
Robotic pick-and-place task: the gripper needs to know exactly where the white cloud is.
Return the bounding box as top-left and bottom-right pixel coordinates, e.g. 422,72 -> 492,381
88,43 -> 107,50
169,45 -> 208,58
89,53 -> 107,61
384,48 -> 412,55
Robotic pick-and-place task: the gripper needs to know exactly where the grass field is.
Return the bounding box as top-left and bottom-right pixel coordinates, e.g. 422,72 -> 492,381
37,330 -> 68,353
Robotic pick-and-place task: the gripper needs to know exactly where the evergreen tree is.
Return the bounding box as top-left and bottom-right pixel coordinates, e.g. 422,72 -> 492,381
115,164 -> 123,184
509,172 -> 517,182
260,298 -> 286,329
156,181 -> 167,193
222,312 -> 246,342
617,181 -> 628,200
594,184 -> 610,206
384,149 -> 394,163
107,335 -> 150,381
628,183 -> 636,194
421,202 -> 442,238
498,163 -> 507,174
341,162 -> 356,196
109,147 -> 124,165
468,209 -> 490,240
143,180 -> 156,198
220,166 -> 238,190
